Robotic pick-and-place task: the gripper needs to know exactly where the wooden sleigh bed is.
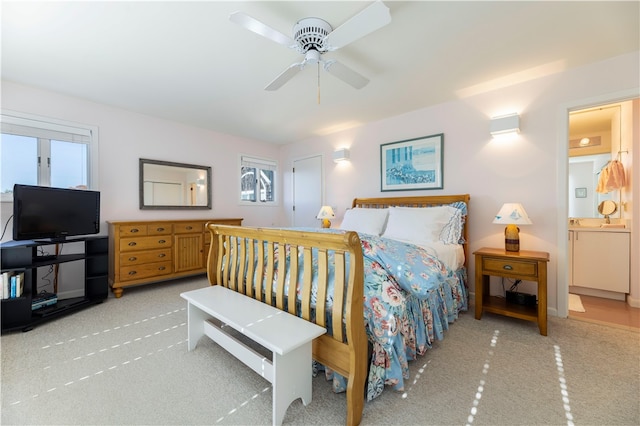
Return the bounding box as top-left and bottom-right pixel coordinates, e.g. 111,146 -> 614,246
206,194 -> 470,425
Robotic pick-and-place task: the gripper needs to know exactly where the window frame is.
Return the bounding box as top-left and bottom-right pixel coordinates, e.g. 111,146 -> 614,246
239,154 -> 278,205
1,110 -> 99,202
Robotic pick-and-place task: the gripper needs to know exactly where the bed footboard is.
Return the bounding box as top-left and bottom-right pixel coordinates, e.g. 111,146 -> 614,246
206,224 -> 368,426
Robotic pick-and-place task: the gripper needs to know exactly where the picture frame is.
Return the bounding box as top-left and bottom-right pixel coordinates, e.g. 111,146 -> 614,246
380,133 -> 443,191
575,187 -> 587,198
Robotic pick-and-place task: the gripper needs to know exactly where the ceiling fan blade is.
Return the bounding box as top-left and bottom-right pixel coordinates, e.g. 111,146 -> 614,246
265,63 -> 304,91
230,11 -> 296,48
324,60 -> 369,89
323,1 -> 391,51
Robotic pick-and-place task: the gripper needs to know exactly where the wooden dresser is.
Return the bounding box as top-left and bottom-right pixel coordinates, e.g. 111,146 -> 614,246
108,218 -> 242,298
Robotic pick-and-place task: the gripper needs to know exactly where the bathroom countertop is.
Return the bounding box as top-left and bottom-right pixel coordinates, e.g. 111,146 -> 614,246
569,225 -> 630,232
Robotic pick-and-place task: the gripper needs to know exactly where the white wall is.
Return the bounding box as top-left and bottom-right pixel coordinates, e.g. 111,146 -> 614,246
2,51 -> 638,316
279,51 -> 640,316
0,81 -> 282,236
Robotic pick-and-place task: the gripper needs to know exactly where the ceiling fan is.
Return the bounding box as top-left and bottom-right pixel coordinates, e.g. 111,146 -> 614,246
230,1 -> 391,91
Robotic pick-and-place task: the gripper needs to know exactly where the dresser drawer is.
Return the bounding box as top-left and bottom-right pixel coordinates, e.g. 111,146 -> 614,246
119,225 -> 149,236
120,248 -> 172,266
119,261 -> 173,282
120,235 -> 172,252
175,222 -> 203,234
118,223 -> 172,237
483,257 -> 537,277
147,223 -> 172,235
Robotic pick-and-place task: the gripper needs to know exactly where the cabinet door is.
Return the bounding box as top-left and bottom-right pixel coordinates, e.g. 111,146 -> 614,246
174,233 -> 204,273
573,231 -> 629,293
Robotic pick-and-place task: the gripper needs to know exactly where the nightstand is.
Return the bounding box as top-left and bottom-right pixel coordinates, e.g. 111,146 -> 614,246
474,247 -> 550,335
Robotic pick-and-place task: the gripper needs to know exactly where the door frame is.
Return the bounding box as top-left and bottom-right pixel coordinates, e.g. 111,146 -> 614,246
556,87 -> 639,318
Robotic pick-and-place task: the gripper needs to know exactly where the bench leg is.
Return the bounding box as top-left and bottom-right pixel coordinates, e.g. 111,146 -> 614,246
186,303 -> 207,351
272,342 -> 313,426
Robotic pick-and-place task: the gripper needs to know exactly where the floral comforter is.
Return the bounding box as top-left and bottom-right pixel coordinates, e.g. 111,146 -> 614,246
281,229 -> 468,401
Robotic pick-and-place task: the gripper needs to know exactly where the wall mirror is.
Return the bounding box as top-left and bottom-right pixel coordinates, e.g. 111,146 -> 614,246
139,158 -> 211,210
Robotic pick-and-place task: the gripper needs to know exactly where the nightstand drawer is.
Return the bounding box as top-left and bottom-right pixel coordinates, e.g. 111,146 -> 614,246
483,257 -> 537,277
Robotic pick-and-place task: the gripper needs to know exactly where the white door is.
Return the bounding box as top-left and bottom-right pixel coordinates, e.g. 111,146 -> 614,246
293,155 -> 323,227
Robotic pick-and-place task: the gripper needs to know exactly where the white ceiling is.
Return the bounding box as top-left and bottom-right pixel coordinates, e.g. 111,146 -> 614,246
2,1 -> 638,144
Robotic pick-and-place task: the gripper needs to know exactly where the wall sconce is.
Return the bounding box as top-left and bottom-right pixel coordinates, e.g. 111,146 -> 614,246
490,113 -> 520,137
492,203 -> 532,252
332,148 -> 350,163
316,205 -> 335,228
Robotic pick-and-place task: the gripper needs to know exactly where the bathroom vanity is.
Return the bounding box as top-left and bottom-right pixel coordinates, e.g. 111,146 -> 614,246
569,226 -> 630,300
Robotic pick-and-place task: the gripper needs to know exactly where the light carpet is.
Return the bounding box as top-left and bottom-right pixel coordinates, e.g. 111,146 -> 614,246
569,293 -> 586,312
2,277 -> 639,425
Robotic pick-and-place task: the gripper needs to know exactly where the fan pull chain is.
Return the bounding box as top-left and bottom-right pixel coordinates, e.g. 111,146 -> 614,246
317,62 -> 321,104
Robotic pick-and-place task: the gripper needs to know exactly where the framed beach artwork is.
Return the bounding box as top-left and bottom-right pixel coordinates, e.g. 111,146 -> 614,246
380,133 -> 444,191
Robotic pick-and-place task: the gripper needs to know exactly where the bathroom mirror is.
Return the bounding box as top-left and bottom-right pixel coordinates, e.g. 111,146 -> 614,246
139,158 -> 211,210
598,200 -> 617,223
568,103 -> 621,218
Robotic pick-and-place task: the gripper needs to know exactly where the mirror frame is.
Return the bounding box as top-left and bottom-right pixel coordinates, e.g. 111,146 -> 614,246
139,158 -> 212,210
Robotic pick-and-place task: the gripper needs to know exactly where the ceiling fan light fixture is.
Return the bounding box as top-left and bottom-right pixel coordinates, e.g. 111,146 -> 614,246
305,49 -> 321,65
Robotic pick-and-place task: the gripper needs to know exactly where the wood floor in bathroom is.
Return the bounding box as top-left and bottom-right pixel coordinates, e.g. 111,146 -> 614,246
569,294 -> 640,331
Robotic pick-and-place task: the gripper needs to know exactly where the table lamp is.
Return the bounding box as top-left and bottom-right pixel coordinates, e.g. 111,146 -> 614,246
316,205 -> 335,228
493,203 -> 532,252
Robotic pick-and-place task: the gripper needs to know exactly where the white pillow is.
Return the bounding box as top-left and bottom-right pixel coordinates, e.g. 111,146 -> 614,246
439,207 -> 463,244
339,208 -> 389,235
382,206 -> 455,245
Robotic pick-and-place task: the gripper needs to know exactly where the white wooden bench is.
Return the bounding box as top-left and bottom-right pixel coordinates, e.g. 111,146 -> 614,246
181,285 -> 327,426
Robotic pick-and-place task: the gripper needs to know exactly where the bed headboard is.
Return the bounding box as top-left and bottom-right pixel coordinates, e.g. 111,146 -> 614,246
352,194 -> 471,268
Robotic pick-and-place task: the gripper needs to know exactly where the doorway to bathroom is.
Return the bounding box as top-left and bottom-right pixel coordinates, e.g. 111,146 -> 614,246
565,98 -> 638,330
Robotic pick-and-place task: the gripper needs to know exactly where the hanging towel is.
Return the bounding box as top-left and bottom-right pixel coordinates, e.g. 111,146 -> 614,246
607,160 -> 626,190
596,160 -> 626,193
596,163 -> 609,193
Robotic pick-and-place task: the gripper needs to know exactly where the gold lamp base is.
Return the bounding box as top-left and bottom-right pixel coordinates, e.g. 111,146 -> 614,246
504,224 -> 520,252
321,219 -> 331,228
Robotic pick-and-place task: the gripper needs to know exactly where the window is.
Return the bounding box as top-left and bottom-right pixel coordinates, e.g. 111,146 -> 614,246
1,111 -> 98,202
240,155 -> 276,204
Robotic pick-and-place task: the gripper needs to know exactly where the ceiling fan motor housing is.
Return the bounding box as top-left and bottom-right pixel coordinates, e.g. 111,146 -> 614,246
293,17 -> 332,54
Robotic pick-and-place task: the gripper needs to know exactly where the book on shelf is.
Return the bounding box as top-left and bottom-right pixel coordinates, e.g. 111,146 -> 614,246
1,271 -> 25,300
32,292 -> 57,310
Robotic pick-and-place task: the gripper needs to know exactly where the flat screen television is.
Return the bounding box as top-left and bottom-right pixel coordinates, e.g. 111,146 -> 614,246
13,184 -> 100,241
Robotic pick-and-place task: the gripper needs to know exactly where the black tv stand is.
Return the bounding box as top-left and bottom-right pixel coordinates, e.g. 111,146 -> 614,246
35,254 -> 58,261
1,236 -> 108,332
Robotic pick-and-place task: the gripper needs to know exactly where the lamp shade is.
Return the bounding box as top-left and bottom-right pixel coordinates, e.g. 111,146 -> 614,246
493,203 -> 532,225
316,206 -> 335,219
493,203 -> 532,252
316,205 -> 335,229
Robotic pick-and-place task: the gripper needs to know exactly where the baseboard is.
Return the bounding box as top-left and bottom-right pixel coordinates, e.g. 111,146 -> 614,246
626,295 -> 640,308
569,286 -> 626,301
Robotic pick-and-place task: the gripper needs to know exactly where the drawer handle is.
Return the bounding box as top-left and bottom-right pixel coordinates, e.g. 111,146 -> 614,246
128,271 -> 137,276
158,239 -> 166,244
128,242 -> 137,246
128,256 -> 137,261
503,265 -> 513,270
158,253 -> 165,258
158,266 -> 166,271
186,226 -> 193,230
130,229 -> 139,233
157,227 -> 165,232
